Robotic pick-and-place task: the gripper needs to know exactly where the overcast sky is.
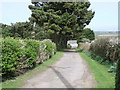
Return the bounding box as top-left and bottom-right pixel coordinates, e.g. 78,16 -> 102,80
0,0 -> 119,31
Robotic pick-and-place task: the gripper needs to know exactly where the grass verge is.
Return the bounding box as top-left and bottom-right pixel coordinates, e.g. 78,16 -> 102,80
2,51 -> 63,88
80,52 -> 115,88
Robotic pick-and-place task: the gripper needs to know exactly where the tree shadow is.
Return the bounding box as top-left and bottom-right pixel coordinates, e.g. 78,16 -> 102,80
50,66 -> 75,89
63,49 -> 77,53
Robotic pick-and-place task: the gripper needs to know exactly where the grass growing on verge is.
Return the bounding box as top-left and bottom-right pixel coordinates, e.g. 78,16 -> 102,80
80,52 -> 115,88
2,51 -> 63,88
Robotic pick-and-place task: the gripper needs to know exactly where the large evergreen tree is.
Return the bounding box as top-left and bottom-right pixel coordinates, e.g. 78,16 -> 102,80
33,24 -> 50,40
29,1 -> 95,50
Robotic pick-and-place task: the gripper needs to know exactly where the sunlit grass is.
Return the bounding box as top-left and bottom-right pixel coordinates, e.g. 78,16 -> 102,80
80,52 -> 115,88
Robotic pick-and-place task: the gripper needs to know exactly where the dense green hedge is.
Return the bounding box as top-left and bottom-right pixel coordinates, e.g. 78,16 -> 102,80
2,38 -> 24,77
43,41 -> 56,58
1,37 -> 56,78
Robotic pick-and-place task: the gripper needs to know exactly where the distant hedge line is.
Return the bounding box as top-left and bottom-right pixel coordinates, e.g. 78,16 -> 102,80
1,37 -> 56,78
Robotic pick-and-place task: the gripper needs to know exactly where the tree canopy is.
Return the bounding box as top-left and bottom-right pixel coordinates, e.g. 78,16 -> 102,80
1,22 -> 50,40
29,1 -> 95,50
77,28 -> 95,43
1,22 -> 33,39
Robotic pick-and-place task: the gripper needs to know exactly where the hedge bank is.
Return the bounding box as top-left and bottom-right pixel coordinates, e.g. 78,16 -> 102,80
1,37 -> 56,79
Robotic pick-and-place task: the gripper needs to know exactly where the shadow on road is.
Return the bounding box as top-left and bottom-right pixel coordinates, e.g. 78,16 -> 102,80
50,66 -> 75,90
63,49 -> 77,53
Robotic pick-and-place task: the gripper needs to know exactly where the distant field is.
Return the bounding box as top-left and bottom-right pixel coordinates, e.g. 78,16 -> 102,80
94,31 -> 119,39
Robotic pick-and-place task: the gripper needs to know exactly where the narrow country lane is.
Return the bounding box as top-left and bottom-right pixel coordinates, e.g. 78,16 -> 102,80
22,50 -> 97,88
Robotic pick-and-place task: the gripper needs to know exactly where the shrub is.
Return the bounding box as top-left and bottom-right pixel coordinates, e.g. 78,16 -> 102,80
24,39 -> 40,68
90,38 -> 109,59
43,41 -> 56,58
2,37 -> 24,77
2,37 -> 56,78
89,38 -> 119,73
90,38 -> 119,62
76,48 -> 83,52
67,44 -> 71,49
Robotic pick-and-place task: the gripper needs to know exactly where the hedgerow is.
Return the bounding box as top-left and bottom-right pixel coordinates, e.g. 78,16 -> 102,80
88,38 -> 119,73
2,37 -> 24,77
1,37 -> 56,79
90,38 -> 119,62
77,38 -> 119,73
43,41 -> 56,58
24,39 -> 41,68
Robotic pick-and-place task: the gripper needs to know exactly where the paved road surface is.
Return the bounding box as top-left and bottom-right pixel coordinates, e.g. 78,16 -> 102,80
22,51 -> 97,88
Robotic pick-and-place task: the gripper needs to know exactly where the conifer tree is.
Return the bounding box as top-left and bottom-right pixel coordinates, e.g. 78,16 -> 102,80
29,1 -> 95,50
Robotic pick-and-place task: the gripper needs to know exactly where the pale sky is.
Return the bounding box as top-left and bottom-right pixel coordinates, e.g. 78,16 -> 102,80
0,0 -> 119,31
86,1 -> 118,31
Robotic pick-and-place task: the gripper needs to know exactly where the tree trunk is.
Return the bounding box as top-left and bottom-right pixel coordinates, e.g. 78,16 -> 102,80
52,34 -> 67,50
61,37 -> 67,49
